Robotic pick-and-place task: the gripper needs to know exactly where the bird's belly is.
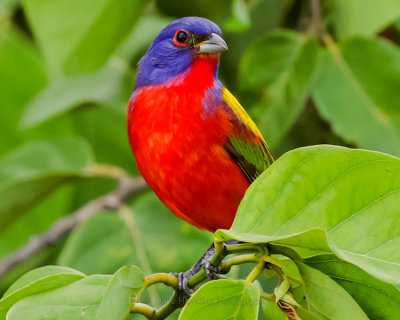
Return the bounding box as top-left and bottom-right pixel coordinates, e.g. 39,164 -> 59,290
135,133 -> 249,231
129,93 -> 250,231
128,83 -> 250,231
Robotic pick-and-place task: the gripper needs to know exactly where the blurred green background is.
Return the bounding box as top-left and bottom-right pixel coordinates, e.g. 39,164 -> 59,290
0,0 -> 399,313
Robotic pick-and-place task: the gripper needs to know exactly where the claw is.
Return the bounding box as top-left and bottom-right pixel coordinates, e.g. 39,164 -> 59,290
171,243 -> 220,293
172,241 -> 240,294
170,271 -> 194,296
203,261 -> 221,280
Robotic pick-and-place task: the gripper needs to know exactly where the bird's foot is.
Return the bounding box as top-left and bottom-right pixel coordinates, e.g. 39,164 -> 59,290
203,260 -> 222,280
170,264 -> 222,296
170,269 -> 199,297
171,243 -> 222,294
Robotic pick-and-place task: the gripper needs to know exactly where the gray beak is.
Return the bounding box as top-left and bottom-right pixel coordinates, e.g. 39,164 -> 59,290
196,33 -> 228,54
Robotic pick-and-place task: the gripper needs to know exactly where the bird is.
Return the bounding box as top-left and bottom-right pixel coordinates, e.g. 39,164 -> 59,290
127,16 -> 273,289
128,16 -> 273,231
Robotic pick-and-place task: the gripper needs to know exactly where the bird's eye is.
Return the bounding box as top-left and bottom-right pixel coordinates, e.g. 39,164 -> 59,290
174,29 -> 190,46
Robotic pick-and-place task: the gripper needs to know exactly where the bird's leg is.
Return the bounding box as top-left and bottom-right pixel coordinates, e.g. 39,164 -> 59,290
171,240 -> 239,295
171,243 -> 217,295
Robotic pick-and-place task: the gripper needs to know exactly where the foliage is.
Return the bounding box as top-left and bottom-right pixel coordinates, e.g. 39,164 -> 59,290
0,0 -> 400,319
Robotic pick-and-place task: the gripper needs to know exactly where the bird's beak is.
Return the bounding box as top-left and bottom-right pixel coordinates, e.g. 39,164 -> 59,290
196,33 -> 228,54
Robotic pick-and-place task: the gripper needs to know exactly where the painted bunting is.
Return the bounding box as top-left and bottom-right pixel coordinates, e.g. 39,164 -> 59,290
128,17 -> 273,235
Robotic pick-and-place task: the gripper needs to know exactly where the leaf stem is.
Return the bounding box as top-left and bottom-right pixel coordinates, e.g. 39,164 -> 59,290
131,242 -> 297,319
225,243 -> 266,255
131,303 -> 156,319
264,255 -> 286,268
152,291 -> 187,320
269,245 -> 302,262
187,269 -> 207,288
246,259 -> 266,283
144,273 -> 179,289
86,163 -> 129,179
220,254 -> 259,273
270,264 -> 286,281
214,237 -> 225,257
260,291 -> 275,301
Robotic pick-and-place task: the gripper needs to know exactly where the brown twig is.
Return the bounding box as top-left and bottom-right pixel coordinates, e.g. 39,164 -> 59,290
0,176 -> 147,278
310,0 -> 321,26
309,0 -> 326,38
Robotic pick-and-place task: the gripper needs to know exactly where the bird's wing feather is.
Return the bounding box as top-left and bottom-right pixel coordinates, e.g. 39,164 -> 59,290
222,88 -> 274,182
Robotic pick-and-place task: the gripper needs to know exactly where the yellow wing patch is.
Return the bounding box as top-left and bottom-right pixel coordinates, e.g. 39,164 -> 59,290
222,87 -> 274,178
222,88 -> 263,138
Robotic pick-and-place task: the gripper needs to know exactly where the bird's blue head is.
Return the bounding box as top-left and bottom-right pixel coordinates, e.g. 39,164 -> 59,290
135,17 -> 227,89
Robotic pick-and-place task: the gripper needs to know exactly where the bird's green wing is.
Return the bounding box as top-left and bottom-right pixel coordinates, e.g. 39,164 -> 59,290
222,88 -> 274,182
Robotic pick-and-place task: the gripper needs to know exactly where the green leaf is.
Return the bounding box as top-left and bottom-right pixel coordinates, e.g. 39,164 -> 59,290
281,293 -> 300,308
179,279 -> 260,320
20,63 -> 127,129
97,265 -> 145,320
59,193 -> 212,275
0,26 -> 75,160
0,185 -> 74,258
261,299 -> 286,320
305,254 -> 400,319
0,137 -> 94,230
239,29 -> 319,147
0,0 -> 19,20
6,274 -> 111,319
74,106 -> 139,175
279,258 -> 302,284
295,306 -> 328,320
0,266 -> 84,318
224,0 -> 251,33
0,28 -> 76,258
23,0 -> 146,75
217,228 -> 331,252
217,145 -> 400,284
274,278 -> 290,302
313,37 -> 400,156
57,212 -> 136,275
3,266 -> 84,297
155,0 -> 230,22
132,192 -> 212,272
296,262 -> 368,319
0,28 -> 43,154
331,0 -> 400,39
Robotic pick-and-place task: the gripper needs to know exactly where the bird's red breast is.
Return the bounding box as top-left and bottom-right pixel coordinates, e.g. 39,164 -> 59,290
127,56 -> 250,232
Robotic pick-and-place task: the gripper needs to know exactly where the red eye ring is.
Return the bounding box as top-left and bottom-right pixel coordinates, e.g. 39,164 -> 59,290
174,29 -> 190,46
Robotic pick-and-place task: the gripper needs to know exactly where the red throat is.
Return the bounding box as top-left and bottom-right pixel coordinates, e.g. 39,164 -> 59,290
182,55 -> 219,86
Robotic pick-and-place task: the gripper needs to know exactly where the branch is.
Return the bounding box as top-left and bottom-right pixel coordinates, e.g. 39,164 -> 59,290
0,176 -> 147,278
309,0 -> 326,38
310,0 -> 321,28
132,243 -> 273,319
